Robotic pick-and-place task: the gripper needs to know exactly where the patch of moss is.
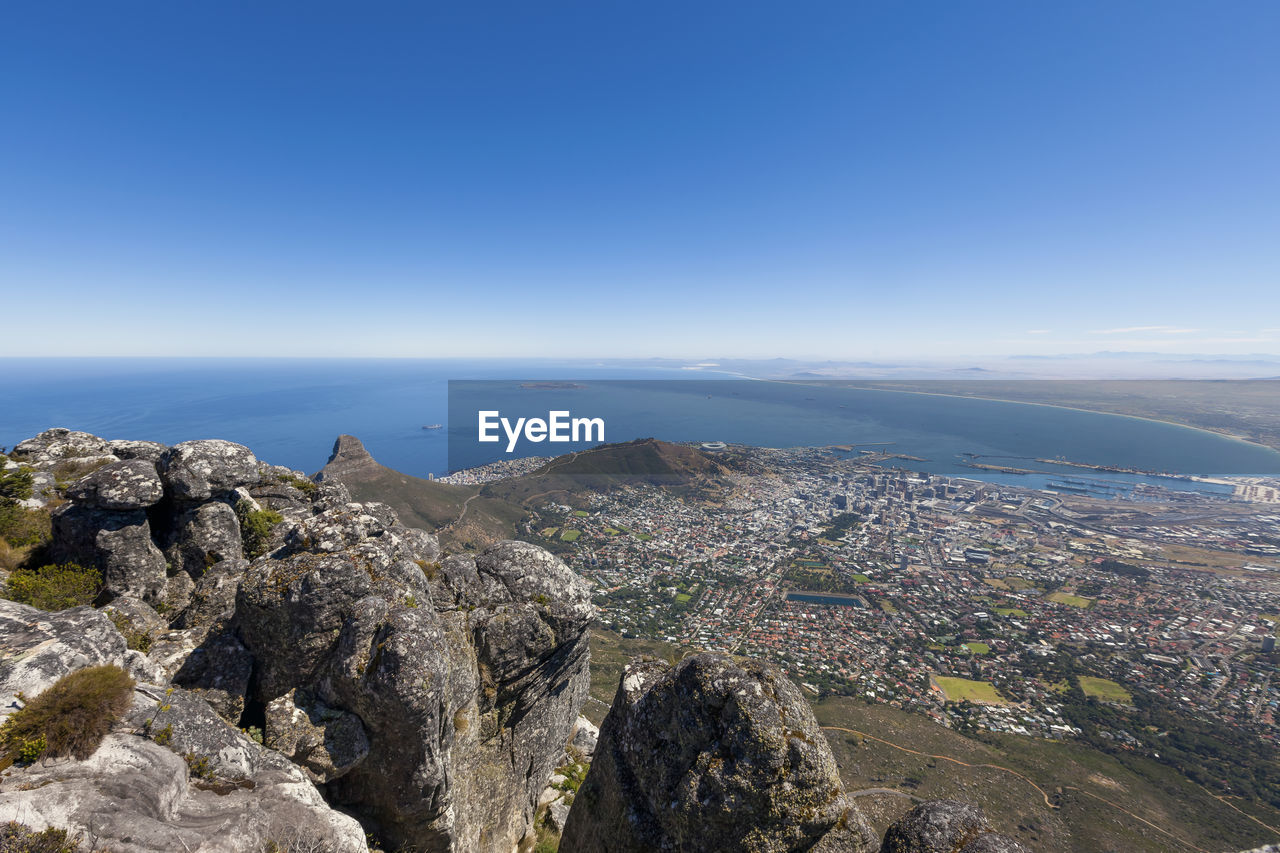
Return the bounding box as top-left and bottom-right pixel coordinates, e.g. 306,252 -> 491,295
280,473 -> 318,495
107,610 -> 154,652
236,501 -> 285,559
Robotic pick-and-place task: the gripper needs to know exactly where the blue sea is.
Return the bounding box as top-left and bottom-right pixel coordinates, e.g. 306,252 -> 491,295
2,359 -> 1278,500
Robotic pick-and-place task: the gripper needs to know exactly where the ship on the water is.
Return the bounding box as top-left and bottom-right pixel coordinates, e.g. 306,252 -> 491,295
422,424 -> 443,430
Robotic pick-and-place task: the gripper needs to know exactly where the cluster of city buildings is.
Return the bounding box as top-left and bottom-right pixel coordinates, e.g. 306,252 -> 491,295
520,446 -> 1280,745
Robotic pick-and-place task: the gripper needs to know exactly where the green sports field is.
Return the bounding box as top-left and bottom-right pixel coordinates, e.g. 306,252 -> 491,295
934,676 -> 1007,704
1078,676 -> 1132,704
1048,591 -> 1093,608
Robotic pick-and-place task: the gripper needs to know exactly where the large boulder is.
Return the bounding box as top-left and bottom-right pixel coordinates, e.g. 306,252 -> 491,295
265,687 -> 372,783
0,686 -> 367,853
0,600 -> 130,704
559,654 -> 878,853
107,439 -> 170,463
882,800 -> 1028,853
10,428 -> 111,465
173,557 -> 248,628
65,458 -> 165,510
50,504 -> 168,603
0,594 -> 366,853
161,440 -> 260,501
167,500 -> 245,578
236,521 -> 593,852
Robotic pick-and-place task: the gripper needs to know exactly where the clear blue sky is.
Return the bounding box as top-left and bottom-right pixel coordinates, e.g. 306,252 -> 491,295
2,2 -> 1277,359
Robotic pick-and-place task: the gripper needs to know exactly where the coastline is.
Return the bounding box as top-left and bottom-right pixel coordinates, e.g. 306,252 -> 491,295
776,380 -> 1280,459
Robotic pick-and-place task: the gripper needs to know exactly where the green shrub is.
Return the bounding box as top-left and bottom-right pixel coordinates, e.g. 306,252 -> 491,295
5,563 -> 101,611
184,752 -> 215,780
0,822 -> 83,853
0,466 -> 35,505
0,665 -> 135,767
0,504 -> 51,549
235,501 -> 284,559
50,458 -> 112,491
279,474 -> 317,495
107,611 -> 154,652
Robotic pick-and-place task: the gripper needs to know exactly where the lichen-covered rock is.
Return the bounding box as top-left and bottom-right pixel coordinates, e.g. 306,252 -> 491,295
266,687 -> 371,783
102,595 -> 169,639
0,600 -> 127,707
66,458 -> 165,509
248,474 -> 315,521
145,624 -> 253,723
0,598 -> 365,852
161,439 -> 260,500
51,504 -> 168,603
282,502 -> 395,554
0,684 -> 367,853
10,428 -> 111,465
237,531 -> 592,852
569,715 -> 599,760
174,557 -> 247,628
167,499 -> 244,578
560,653 -> 878,853
547,797 -> 573,834
882,800 -> 1027,853
7,429 -> 601,852
107,438 -> 170,463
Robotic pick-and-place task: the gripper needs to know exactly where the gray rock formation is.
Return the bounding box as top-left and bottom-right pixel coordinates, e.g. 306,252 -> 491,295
881,800 -> 1028,853
160,439 -> 261,501
0,600 -> 131,699
569,714 -> 599,760
315,433 -> 380,482
173,557 -> 247,628
560,653 -> 878,853
10,428 -> 113,466
237,516 -> 593,851
265,687 -> 372,783
107,438 -> 170,462
65,458 -> 165,509
0,599 -> 366,853
167,499 -> 244,578
5,429 -> 604,852
50,505 -> 168,603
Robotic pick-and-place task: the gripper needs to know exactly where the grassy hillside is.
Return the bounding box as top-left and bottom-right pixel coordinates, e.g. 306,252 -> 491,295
483,438 -> 730,507
328,437 -> 730,551
813,696 -> 1280,853
585,630 -> 1280,853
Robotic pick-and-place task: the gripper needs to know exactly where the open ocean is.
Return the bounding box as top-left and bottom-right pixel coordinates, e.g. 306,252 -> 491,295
2,359 -> 1278,499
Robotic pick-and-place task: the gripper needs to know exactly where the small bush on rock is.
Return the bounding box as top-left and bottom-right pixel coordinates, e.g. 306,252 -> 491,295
5,563 -> 100,611
0,821 -> 83,853
107,611 -> 154,652
0,665 -> 135,768
279,473 -> 317,495
236,501 -> 284,559
0,465 -> 35,504
0,504 -> 51,550
5,563 -> 101,611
